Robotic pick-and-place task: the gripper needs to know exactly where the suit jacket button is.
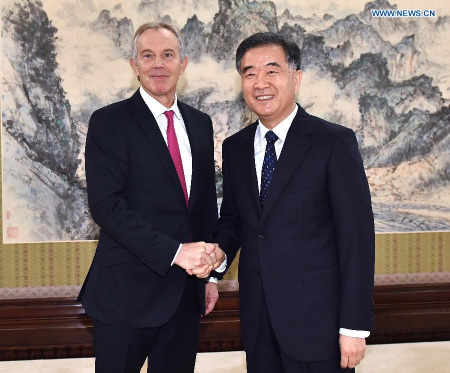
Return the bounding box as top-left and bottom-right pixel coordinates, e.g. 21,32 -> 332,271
258,232 -> 266,239
254,269 -> 260,275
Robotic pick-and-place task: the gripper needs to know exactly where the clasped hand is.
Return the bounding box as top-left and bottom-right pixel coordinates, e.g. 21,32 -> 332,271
174,242 -> 225,278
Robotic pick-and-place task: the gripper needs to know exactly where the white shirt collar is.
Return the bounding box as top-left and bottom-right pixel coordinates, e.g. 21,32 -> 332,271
139,87 -> 182,121
256,105 -> 298,147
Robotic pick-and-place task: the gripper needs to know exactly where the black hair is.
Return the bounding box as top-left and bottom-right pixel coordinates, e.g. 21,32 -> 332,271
235,32 -> 301,73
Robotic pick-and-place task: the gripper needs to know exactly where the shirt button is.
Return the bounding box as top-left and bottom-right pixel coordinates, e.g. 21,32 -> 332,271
258,232 -> 266,239
254,269 -> 261,275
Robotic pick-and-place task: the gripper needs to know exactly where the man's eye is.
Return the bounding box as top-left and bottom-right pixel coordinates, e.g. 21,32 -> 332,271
144,53 -> 152,58
268,70 -> 277,74
163,53 -> 172,58
245,73 -> 255,77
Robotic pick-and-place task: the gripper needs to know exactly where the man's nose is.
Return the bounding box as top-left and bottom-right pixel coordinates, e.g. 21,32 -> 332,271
254,73 -> 269,89
153,55 -> 164,67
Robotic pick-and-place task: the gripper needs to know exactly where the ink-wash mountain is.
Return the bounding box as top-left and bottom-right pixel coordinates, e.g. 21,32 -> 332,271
181,15 -> 208,63
278,8 -> 335,33
206,0 -> 278,63
1,0 -> 449,241
91,10 -> 134,58
2,0 -> 99,241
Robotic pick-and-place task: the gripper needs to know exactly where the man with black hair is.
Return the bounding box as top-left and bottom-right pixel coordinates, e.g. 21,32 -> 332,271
214,32 -> 375,372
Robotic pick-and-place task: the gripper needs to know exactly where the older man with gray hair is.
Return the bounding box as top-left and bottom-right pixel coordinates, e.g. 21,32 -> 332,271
78,22 -> 225,373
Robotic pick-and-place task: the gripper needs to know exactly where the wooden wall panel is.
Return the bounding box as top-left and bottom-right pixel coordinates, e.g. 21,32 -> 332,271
0,284 -> 449,361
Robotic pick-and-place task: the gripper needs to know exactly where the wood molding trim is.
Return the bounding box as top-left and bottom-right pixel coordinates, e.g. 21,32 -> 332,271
368,283 -> 450,344
1,284 -> 449,361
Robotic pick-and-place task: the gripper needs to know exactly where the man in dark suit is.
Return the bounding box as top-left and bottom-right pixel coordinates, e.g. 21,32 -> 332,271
78,22 -> 225,373
214,32 -> 375,372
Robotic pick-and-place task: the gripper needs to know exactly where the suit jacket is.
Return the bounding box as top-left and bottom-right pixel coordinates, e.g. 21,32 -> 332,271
214,104 -> 375,362
78,90 -> 218,328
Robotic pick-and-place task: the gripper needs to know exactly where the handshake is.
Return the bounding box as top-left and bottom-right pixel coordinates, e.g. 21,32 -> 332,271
174,241 -> 225,278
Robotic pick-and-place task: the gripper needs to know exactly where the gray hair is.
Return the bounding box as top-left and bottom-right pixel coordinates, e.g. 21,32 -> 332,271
131,22 -> 186,63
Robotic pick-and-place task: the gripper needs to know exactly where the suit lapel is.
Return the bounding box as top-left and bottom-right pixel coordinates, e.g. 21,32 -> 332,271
129,90 -> 187,208
178,101 -> 198,213
260,105 -> 314,225
239,122 -> 262,218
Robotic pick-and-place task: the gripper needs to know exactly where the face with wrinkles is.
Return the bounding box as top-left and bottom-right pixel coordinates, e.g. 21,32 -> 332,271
240,45 -> 302,129
130,28 -> 187,108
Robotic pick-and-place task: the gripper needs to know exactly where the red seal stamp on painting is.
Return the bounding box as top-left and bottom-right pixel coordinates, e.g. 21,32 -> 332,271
6,211 -> 11,219
7,227 -> 18,238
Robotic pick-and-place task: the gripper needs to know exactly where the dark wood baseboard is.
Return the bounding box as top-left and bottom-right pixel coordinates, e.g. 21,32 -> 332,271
367,283 -> 450,344
0,283 -> 449,361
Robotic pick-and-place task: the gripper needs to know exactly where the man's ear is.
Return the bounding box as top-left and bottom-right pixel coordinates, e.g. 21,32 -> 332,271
294,69 -> 303,94
179,56 -> 188,75
130,58 -> 139,77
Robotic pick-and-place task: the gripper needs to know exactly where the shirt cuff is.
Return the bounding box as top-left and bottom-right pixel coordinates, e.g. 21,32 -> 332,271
339,328 -> 370,338
171,243 -> 183,266
214,254 -> 227,273
208,277 -> 218,283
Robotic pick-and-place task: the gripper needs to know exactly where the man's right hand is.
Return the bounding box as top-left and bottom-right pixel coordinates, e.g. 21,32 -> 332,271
191,243 -> 226,279
174,242 -> 216,276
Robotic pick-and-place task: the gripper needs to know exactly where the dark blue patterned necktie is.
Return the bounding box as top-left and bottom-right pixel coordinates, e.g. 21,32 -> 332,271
260,131 -> 279,208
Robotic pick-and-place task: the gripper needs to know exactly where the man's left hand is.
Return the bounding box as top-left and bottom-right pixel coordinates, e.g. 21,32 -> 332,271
205,282 -> 219,316
339,335 -> 366,369
211,244 -> 225,270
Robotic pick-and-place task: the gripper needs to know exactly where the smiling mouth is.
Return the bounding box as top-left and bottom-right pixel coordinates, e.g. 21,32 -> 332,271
256,95 -> 274,101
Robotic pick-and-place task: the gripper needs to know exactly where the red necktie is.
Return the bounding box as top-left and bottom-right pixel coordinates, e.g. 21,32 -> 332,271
164,110 -> 188,207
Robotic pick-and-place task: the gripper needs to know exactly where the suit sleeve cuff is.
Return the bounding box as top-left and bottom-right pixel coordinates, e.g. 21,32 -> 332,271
207,277 -> 218,283
339,328 -> 370,338
171,243 -> 183,266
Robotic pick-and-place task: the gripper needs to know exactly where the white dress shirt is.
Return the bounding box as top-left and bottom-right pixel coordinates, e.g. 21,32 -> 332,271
139,88 -> 226,281
254,106 -> 298,190
140,87 -> 192,197
254,104 -> 369,339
